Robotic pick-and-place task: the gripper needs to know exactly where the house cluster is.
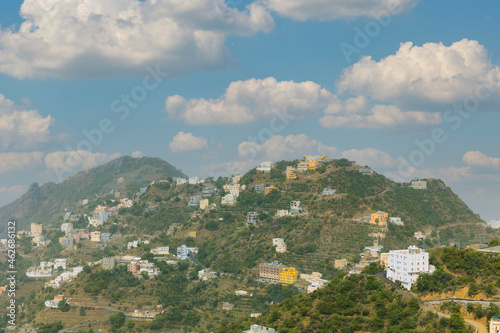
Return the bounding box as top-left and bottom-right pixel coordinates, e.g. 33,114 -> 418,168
259,261 -> 298,285
45,266 -> 84,288
221,177 -> 246,205
26,259 -> 68,278
176,244 -> 198,260
350,239 -> 383,274
127,239 -> 149,249
367,211 -> 403,227
384,245 -> 435,290
414,231 -> 428,240
58,224 -> 103,248
127,259 -> 161,277
272,238 -> 287,253
301,272 -> 329,293
45,294 -> 68,308
256,161 -> 273,172
174,176 -> 205,185
286,155 -> 329,180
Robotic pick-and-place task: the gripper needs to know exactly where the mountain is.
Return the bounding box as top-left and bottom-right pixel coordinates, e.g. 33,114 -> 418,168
0,156 -> 187,235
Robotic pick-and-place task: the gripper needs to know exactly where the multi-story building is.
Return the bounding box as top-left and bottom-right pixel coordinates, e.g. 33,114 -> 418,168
259,261 -> 284,283
290,201 -> 302,212
100,232 -> 112,242
279,267 -> 298,285
177,244 -> 189,260
61,223 -> 73,234
410,180 -> 427,190
297,161 -> 309,172
199,199 -> 209,210
188,195 -> 202,206
221,193 -> 236,205
102,257 -> 116,269
490,316 -> 500,333
247,212 -> 259,225
189,176 -> 205,185
256,161 -> 273,173
202,186 -> 215,197
254,184 -> 265,193
386,246 -> 435,290
127,262 -> 140,274
60,237 -> 74,248
369,211 -> 388,226
286,166 -> 297,180
31,223 -> 43,236
379,253 -> 390,268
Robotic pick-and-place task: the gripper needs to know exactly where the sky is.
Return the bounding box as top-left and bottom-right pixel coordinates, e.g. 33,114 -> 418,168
0,0 -> 499,221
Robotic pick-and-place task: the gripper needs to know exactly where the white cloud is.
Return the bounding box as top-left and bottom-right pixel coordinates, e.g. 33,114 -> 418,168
0,93 -> 60,150
169,131 -> 208,153
0,185 -> 26,206
463,151 -> 500,169
0,152 -> 43,173
165,77 -> 332,125
45,150 -> 121,181
0,0 -> 274,79
341,148 -> 398,168
338,39 -> 500,106
265,0 -> 417,21
320,96 -> 441,129
131,150 -> 144,158
238,134 -> 338,161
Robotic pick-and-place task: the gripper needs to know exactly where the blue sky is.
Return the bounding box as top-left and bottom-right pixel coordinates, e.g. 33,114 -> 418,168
0,0 -> 499,220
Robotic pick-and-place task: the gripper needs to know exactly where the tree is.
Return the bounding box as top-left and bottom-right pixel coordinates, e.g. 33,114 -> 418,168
109,312 -> 126,331
58,299 -> 71,312
79,306 -> 86,316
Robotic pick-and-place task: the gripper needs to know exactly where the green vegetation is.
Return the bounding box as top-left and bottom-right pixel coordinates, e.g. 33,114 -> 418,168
217,274 -> 471,332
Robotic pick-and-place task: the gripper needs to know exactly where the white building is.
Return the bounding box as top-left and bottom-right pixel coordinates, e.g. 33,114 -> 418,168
256,161 -> 273,172
244,325 -> 276,333
221,193 -> 236,205
322,187 -> 337,196
490,316 -> 500,333
290,201 -> 302,212
151,247 -> 170,255
410,179 -> 427,190
389,217 -> 404,226
177,244 -> 189,260
386,246 -> 435,290
189,176 -> 205,185
53,259 -> 68,270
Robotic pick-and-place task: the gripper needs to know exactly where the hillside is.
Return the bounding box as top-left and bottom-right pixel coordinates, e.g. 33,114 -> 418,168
217,273 -> 472,332
0,156 -> 186,234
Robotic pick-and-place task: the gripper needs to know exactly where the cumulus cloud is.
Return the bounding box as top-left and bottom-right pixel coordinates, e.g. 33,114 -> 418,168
165,77 -> 332,125
238,134 -> 338,161
0,0 -> 274,79
265,0 -> 417,21
320,96 -> 441,129
169,132 -> 208,153
463,151 -> 500,169
0,152 -> 44,173
131,150 -> 145,158
0,185 -> 26,206
341,148 -> 398,168
45,150 -> 121,181
338,39 -> 500,106
0,93 -> 61,150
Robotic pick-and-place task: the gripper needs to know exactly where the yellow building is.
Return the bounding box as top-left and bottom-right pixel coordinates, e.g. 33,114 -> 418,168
286,166 -> 297,180
199,199 -> 209,210
30,223 -> 43,236
264,186 -> 278,195
308,159 -> 320,170
279,267 -> 298,285
369,211 -> 388,226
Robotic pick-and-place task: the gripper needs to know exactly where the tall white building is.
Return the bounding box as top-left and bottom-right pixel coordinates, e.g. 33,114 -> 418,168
177,244 -> 189,260
386,246 -> 435,290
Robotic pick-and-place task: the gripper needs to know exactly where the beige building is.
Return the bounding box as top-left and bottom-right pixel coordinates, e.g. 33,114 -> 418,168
334,259 -> 348,270
90,231 -> 101,242
31,223 -> 43,236
369,211 -> 388,226
380,253 -> 390,268
490,316 -> 500,333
